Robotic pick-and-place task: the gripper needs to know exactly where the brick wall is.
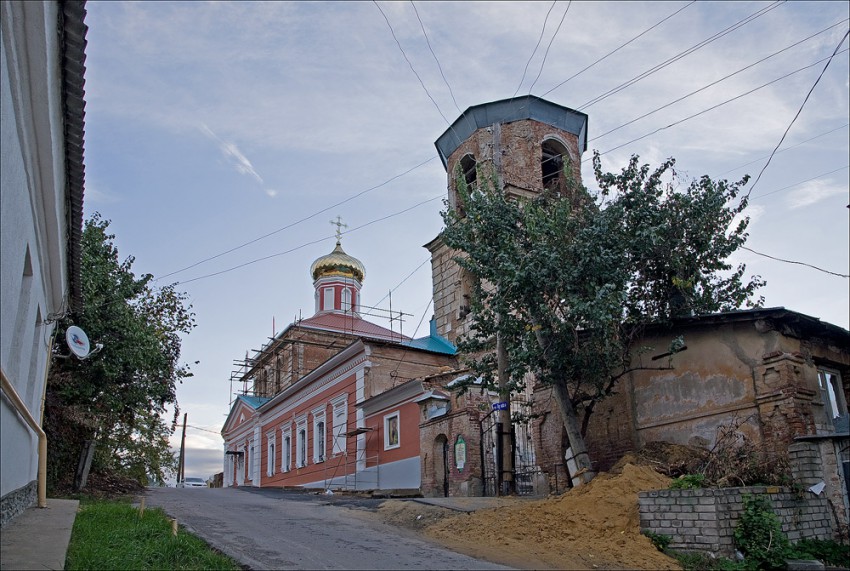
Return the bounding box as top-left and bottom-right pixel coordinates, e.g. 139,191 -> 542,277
639,487 -> 834,557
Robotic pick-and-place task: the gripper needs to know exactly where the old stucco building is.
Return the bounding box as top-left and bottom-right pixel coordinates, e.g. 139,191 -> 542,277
420,96 -> 849,532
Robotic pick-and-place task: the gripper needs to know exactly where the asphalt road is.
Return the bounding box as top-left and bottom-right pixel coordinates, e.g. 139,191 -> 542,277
144,487 -> 509,570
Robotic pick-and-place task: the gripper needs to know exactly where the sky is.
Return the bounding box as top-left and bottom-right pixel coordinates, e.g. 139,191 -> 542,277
80,1 -> 850,481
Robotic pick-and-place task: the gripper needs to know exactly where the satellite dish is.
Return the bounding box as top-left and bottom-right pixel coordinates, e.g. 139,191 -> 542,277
66,325 -> 91,359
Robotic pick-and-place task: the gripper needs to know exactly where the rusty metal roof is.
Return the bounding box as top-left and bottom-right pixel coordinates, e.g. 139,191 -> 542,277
434,95 -> 588,168
299,313 -> 410,343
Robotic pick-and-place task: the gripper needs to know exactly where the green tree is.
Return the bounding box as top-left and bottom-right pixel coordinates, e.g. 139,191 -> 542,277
45,213 -> 195,488
440,153 -> 764,482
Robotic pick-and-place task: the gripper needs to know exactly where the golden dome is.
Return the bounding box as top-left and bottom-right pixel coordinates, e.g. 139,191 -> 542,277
310,242 -> 365,282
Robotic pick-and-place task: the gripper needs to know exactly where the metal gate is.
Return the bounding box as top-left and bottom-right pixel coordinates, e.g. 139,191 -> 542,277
480,409 -> 501,496
480,405 -> 546,496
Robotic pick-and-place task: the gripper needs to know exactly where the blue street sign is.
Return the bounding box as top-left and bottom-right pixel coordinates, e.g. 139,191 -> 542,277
492,402 -> 508,411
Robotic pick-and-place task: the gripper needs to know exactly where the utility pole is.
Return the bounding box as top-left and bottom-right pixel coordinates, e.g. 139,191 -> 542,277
496,332 -> 514,495
177,412 -> 187,485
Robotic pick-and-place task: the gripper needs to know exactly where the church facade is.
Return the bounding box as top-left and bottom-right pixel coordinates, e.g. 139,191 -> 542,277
221,233 -> 458,491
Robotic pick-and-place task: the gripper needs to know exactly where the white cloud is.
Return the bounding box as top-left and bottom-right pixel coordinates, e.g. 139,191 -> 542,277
785,179 -> 847,208
199,123 -> 275,194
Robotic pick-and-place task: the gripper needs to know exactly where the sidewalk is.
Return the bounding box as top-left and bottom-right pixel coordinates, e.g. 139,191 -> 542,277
0,499 -> 79,571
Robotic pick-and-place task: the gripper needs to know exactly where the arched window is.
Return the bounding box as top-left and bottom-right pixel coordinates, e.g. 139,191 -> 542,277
541,139 -> 569,193
459,154 -> 477,188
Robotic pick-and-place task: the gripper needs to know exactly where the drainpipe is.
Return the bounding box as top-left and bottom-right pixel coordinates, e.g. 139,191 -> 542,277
1,365 -> 49,508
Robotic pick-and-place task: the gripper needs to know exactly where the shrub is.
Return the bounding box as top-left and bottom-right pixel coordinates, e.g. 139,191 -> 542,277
733,494 -> 789,570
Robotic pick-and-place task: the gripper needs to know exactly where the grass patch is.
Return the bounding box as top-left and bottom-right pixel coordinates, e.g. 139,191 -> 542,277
66,499 -> 240,570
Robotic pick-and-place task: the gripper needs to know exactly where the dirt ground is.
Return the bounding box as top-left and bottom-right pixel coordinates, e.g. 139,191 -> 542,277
377,463 -> 681,570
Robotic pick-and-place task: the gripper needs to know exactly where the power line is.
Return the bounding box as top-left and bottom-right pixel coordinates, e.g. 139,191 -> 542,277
157,155 -> 437,281
540,1 -> 696,98
717,123 -> 849,177
371,257 -> 432,307
410,0 -> 462,116
589,19 -> 849,143
750,165 -> 849,201
578,1 -> 786,110
512,1 -> 558,99
589,48 -> 849,161
373,0 -> 453,127
741,247 -> 849,278
175,194 -> 444,286
527,1 -> 572,95
745,29 -> 850,197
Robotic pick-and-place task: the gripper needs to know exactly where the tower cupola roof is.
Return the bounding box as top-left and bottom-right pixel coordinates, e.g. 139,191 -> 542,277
310,241 -> 365,282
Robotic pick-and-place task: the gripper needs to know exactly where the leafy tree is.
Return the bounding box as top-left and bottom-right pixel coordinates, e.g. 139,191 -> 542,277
45,213 -> 195,488
440,153 -> 764,482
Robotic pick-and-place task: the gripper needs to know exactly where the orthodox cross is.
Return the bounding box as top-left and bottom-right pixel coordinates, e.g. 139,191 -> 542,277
330,216 -> 348,244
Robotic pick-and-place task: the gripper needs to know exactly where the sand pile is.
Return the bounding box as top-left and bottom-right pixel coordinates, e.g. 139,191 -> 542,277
426,464 -> 680,570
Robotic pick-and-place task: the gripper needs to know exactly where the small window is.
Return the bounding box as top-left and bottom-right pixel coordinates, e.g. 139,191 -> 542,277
459,154 -> 477,188
313,411 -> 326,463
541,139 -> 568,192
282,431 -> 291,473
267,435 -> 276,477
332,398 -> 348,455
818,368 -> 847,429
341,288 -> 352,312
384,411 -> 400,450
297,429 -> 307,467
247,444 -> 254,480
323,287 -> 334,312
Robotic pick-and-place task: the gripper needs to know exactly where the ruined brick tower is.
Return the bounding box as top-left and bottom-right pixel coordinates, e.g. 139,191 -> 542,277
425,96 -> 589,344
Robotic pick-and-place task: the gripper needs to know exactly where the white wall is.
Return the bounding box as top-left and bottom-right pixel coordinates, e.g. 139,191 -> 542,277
1,1 -> 69,500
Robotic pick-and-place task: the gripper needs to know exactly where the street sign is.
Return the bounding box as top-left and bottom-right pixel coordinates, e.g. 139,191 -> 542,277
492,402 -> 508,411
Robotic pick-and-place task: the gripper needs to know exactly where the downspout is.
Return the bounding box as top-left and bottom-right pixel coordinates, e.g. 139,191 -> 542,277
1,363 -> 49,508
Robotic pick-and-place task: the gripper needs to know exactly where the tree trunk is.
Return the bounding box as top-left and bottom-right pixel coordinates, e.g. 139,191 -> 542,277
74,439 -> 96,491
533,327 -> 596,485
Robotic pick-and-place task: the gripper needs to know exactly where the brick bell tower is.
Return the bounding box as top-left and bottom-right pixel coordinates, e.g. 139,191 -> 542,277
425,95 -> 589,344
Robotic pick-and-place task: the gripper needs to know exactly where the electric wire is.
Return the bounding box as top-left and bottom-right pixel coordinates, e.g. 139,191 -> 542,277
589,48 -> 849,161
744,29 -> 850,198
157,155 -> 437,281
372,257 -> 432,308
174,194 -> 444,286
373,0 -> 453,127
740,247 -> 849,278
578,1 -> 786,110
512,1 -> 558,99
527,1 -> 572,95
716,123 -> 849,178
589,19 -> 849,143
410,0 -> 462,115
749,165 -> 849,201
540,1 -> 696,98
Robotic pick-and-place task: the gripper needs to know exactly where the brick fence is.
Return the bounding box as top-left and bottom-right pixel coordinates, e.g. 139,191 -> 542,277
638,486 -> 833,557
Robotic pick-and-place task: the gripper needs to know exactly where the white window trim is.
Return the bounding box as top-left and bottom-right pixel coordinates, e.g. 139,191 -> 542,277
267,432 -> 276,477
313,410 -> 326,463
341,288 -> 352,312
281,427 -> 292,473
384,411 -> 401,450
330,395 -> 348,456
323,287 -> 334,312
246,441 -> 253,480
818,367 -> 847,429
295,416 -> 308,468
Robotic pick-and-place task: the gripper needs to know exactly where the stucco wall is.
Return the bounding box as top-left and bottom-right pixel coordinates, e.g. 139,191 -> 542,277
1,0 -> 68,515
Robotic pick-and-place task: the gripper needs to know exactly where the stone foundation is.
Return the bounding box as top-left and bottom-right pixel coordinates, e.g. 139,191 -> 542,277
1,480 -> 37,528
